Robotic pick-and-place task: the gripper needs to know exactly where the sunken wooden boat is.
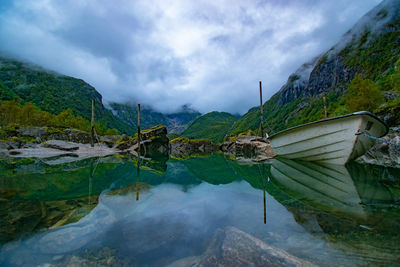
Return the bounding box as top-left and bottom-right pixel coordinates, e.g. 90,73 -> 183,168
269,111 -> 388,165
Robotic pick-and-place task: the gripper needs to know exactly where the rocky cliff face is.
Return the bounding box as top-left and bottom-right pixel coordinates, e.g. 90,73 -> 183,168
230,0 -> 400,135
278,0 -> 400,107
277,57 -> 319,106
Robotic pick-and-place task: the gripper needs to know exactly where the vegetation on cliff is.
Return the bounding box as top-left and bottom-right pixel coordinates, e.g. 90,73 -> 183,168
0,100 -> 118,137
0,57 -> 133,134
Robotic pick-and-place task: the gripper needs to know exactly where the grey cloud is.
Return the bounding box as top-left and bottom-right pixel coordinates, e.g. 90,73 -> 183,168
0,0 -> 382,114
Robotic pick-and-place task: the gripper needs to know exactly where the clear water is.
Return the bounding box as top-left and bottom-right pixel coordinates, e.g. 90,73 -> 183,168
0,154 -> 399,266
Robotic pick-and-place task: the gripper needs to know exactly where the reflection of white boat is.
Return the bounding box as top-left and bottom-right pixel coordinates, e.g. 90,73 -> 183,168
269,111 -> 388,165
270,158 -> 367,220
269,158 -> 396,221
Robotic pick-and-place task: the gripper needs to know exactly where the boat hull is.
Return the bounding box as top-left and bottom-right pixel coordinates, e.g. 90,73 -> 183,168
269,112 -> 388,165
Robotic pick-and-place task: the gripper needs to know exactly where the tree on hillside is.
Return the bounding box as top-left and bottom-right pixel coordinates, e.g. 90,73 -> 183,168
0,101 -> 21,125
345,74 -> 384,112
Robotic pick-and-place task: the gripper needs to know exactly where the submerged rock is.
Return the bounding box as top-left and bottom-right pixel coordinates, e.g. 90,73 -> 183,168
195,227 -> 315,267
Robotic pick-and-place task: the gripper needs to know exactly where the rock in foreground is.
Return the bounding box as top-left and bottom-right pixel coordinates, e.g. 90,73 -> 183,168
191,227 -> 315,267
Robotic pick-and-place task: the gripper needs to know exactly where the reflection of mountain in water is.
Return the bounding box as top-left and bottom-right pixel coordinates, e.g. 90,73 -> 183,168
268,158 -> 400,265
1,153 -> 399,266
0,154 -> 169,244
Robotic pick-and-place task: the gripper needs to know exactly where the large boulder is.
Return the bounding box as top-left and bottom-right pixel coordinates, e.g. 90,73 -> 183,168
42,140 -> 80,151
140,125 -> 169,157
116,125 -> 169,157
63,129 -> 93,144
100,135 -> 120,148
195,227 -> 315,267
356,127 -> 400,167
116,138 -> 137,151
221,135 -> 275,160
17,126 -> 48,140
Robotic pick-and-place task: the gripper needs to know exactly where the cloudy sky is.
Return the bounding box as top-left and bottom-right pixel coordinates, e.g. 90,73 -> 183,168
0,0 -> 381,114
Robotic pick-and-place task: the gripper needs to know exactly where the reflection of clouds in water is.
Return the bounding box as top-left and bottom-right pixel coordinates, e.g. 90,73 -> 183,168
1,182 -> 245,261
0,181 -> 303,266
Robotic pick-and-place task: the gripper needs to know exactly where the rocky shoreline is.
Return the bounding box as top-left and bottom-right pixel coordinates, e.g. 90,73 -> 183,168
0,125 -> 170,160
356,127 -> 400,168
1,124 -> 399,167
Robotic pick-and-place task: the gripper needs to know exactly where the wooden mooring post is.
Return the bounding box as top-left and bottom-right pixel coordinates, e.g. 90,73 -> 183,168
136,103 -> 141,201
90,99 -> 95,147
137,104 -> 141,156
259,81 -> 264,138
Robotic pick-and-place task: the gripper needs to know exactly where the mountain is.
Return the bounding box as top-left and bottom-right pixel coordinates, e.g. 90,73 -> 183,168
230,0 -> 400,135
0,56 -> 200,135
109,103 -> 201,134
182,111 -> 238,143
0,56 -> 134,134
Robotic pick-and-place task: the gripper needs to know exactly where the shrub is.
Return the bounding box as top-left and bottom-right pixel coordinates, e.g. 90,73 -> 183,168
344,74 -> 384,112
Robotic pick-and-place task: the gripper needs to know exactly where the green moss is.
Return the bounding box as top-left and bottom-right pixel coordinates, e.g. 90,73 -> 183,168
238,129 -> 257,136
47,127 -> 66,135
141,124 -> 165,133
171,137 -> 188,143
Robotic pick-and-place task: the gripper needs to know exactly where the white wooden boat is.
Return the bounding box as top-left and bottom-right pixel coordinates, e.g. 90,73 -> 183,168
269,111 -> 388,165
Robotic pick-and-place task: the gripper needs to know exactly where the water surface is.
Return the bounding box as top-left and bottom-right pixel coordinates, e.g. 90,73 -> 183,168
0,154 -> 399,266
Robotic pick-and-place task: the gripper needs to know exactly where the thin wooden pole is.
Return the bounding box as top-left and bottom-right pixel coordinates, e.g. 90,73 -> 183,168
259,81 -> 264,138
262,165 -> 266,224
323,96 -> 327,119
137,104 -> 141,156
136,104 -> 141,201
89,158 -> 93,205
90,99 -> 95,147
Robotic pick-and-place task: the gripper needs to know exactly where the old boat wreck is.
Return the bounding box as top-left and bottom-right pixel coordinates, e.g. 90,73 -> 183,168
268,111 -> 388,165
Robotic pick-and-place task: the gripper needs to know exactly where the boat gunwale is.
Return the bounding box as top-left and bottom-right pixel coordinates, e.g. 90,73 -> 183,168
268,111 -> 389,140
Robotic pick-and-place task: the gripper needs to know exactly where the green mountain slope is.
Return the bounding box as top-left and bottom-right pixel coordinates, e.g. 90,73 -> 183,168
231,0 -> 400,135
182,111 -> 238,143
0,57 -> 134,134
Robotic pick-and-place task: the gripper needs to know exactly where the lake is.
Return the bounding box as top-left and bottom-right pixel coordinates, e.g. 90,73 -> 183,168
0,153 -> 399,266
